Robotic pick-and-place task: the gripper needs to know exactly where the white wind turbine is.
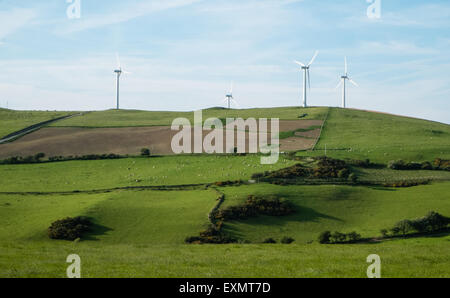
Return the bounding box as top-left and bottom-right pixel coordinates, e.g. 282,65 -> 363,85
224,82 -> 238,109
294,50 -> 319,108
114,53 -> 131,110
336,57 -> 358,108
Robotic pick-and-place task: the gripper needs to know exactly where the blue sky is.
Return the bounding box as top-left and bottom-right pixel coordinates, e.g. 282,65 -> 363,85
0,0 -> 449,123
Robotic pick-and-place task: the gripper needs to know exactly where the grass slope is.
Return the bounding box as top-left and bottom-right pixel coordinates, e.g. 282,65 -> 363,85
1,238 -> 449,278
0,189 -> 216,245
50,107 -> 328,128
0,185 -> 448,278
302,108 -> 450,163
219,182 -> 450,243
0,109 -> 72,139
0,155 -> 295,192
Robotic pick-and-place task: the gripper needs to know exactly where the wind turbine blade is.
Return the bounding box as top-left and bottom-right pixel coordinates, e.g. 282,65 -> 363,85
115,52 -> 121,68
231,99 -> 240,108
307,50 -> 319,66
335,80 -> 342,89
123,70 -> 132,74
294,60 -> 305,67
349,79 -> 358,87
345,57 -> 348,74
230,81 -> 233,94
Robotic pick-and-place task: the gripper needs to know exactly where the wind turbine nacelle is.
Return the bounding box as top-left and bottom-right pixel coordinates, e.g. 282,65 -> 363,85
114,69 -> 122,74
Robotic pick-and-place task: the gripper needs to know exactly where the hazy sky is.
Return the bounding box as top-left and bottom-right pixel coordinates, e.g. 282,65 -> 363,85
0,0 -> 449,123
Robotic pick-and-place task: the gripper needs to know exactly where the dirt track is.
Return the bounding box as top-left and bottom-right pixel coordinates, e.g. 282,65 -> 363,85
0,120 -> 322,158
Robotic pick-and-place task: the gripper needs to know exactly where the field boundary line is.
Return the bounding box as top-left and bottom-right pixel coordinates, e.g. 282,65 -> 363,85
311,107 -> 330,151
0,113 -> 85,144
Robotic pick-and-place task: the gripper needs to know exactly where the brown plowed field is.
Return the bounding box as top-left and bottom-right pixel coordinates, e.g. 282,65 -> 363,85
0,120 -> 322,158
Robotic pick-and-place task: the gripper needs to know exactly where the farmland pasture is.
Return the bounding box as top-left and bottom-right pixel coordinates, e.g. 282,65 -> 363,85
0,109 -> 72,139
0,106 -> 449,278
49,107 -> 328,128
218,182 -> 450,243
0,184 -> 449,278
299,108 -> 450,163
0,155 -> 296,192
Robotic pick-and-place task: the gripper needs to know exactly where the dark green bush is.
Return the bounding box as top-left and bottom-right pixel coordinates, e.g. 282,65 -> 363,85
347,231 -> 361,242
388,211 -> 449,237
262,238 -> 276,244
281,237 -> 295,244
330,231 -> 347,243
48,217 -> 92,241
185,225 -> 237,244
215,195 -> 295,221
318,231 -> 331,244
434,158 -> 450,171
140,148 -> 150,156
318,230 -> 361,244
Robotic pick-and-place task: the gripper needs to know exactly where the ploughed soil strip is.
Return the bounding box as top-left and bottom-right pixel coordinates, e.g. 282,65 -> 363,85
0,120 -> 322,158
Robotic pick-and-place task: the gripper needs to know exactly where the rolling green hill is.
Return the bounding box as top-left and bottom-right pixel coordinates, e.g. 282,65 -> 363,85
0,109 -> 72,139
300,108 -> 450,163
49,107 -> 328,127
0,106 -> 449,278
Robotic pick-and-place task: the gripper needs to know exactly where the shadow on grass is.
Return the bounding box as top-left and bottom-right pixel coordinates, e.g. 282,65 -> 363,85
223,206 -> 342,240
353,228 -> 450,245
82,219 -> 113,241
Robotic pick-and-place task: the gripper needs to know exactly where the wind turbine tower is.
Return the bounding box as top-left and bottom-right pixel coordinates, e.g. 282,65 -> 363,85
336,57 -> 358,108
294,50 -> 318,108
114,53 -> 130,110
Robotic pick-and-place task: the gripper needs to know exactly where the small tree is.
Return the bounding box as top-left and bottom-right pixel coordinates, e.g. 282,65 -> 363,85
330,231 -> 347,243
380,229 -> 389,238
34,152 -> 45,161
318,231 -> 331,244
140,148 -> 150,156
394,219 -> 413,237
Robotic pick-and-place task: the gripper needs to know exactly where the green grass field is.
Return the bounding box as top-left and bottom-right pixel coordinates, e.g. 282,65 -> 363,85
218,182 -> 450,243
0,155 -> 296,192
0,106 -> 449,278
0,109 -> 72,139
0,185 -> 448,278
299,108 -> 450,163
49,107 -> 328,128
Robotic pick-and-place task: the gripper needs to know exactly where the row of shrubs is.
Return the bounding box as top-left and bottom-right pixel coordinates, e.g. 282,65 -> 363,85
185,224 -> 237,244
346,158 -> 381,168
382,180 -> 430,188
0,153 -> 125,164
318,231 -> 362,244
0,152 -> 46,164
215,195 -> 295,221
48,216 -> 93,241
213,180 -> 245,187
1,149 -> 155,165
252,157 -> 357,183
381,211 -> 450,237
48,154 -> 123,162
388,158 -> 450,171
186,195 -> 296,244
263,237 -> 295,244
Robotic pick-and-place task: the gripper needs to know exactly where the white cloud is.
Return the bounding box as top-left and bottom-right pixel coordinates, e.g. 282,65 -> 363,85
358,41 -> 438,56
59,0 -> 204,33
0,8 -> 36,41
